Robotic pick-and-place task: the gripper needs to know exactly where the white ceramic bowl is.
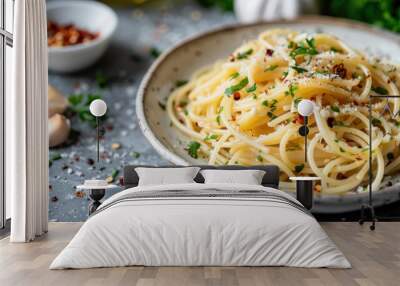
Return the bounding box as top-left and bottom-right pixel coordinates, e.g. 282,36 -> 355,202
47,0 -> 118,73
137,17 -> 400,213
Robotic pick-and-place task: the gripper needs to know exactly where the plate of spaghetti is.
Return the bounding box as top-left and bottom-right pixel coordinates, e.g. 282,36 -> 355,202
136,17 -> 400,213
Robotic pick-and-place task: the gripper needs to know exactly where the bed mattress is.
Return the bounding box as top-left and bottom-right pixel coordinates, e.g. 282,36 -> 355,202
50,183 -> 350,269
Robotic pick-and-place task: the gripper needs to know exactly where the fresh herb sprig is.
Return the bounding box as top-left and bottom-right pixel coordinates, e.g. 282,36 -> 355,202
68,93 -> 103,126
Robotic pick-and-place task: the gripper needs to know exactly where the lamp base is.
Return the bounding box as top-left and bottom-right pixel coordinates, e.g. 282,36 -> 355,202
359,203 -> 376,231
88,188 -> 105,215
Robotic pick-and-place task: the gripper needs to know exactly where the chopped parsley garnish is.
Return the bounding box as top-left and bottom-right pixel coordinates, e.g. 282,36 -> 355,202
236,49 -> 253,60
175,80 -> 188,87
294,97 -> 302,107
186,141 -> 201,159
330,47 -> 340,53
282,71 -> 289,78
256,155 -> 263,162
246,83 -> 257,93
289,38 -> 318,59
294,164 -> 304,173
330,106 -> 340,113
267,111 -> 277,120
204,134 -> 218,141
339,147 -> 345,153
264,65 -> 278,72
229,72 -> 240,80
150,47 -> 161,58
216,115 -> 221,125
372,117 -> 381,126
130,151 -> 141,158
291,65 -> 308,73
285,84 -> 298,97
371,86 -> 388,95
224,77 -> 249,96
262,100 -> 269,107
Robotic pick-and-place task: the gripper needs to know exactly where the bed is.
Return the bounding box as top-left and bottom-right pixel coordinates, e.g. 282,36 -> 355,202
50,165 -> 350,269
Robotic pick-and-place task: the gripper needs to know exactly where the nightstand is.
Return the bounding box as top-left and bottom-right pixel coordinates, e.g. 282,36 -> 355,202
77,180 -> 118,215
289,177 -> 321,210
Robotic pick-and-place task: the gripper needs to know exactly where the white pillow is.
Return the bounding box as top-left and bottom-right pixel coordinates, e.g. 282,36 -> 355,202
135,167 -> 200,186
200,169 -> 266,185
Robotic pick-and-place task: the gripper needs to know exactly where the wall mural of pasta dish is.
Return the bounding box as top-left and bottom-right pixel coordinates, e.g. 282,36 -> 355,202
165,29 -> 400,196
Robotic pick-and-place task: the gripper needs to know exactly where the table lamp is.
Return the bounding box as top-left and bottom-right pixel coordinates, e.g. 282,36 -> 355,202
289,99 -> 319,210
297,99 -> 315,163
89,99 -> 107,162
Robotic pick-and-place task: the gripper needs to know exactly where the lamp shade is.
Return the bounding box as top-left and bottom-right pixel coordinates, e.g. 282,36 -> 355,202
298,99 -> 314,117
89,99 -> 107,117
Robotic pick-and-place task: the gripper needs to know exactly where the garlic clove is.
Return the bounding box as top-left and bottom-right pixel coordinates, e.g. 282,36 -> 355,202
49,114 -> 71,147
48,85 -> 69,118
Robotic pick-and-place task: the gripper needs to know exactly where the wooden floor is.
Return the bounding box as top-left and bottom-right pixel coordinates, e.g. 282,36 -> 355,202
0,222 -> 399,286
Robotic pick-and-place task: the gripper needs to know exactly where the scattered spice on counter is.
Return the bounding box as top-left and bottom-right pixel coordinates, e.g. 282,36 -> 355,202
150,47 -> 161,58
51,196 -> 58,202
75,191 -> 85,198
111,143 -> 121,150
87,158 -> 95,165
130,151 -> 141,158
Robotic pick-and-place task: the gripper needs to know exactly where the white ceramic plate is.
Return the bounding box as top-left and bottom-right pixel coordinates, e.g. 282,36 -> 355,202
137,16 -> 400,213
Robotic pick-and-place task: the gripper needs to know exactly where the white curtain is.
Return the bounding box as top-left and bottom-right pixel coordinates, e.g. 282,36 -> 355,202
8,0 -> 48,242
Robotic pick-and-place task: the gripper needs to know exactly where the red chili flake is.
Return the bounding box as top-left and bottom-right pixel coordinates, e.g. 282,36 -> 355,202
266,49 -> 274,57
294,115 -> 304,124
332,63 -> 347,78
327,117 -> 335,128
229,54 -> 235,62
337,173 -> 347,180
75,191 -> 85,198
233,92 -> 241,101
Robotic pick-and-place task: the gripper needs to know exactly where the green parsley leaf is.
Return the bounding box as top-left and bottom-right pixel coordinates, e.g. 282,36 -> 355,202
236,49 -> 253,60
150,47 -> 161,58
130,151 -> 141,158
224,77 -> 249,96
285,84 -> 298,97
204,134 -> 218,141
294,164 -> 305,173
256,155 -> 263,162
289,38 -> 318,59
372,118 -> 381,126
294,97 -> 302,107
216,115 -> 221,125
264,65 -> 278,72
291,65 -> 308,73
68,94 -> 84,106
371,86 -> 388,95
262,100 -> 269,107
175,80 -> 188,87
186,141 -> 201,159
229,72 -> 240,80
331,106 -> 340,113
246,83 -> 257,93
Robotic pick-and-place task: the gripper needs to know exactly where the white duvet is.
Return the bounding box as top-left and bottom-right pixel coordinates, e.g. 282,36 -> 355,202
50,183 -> 351,269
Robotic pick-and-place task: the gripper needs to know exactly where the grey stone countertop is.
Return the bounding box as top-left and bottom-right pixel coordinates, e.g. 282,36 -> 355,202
48,1 -> 235,221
